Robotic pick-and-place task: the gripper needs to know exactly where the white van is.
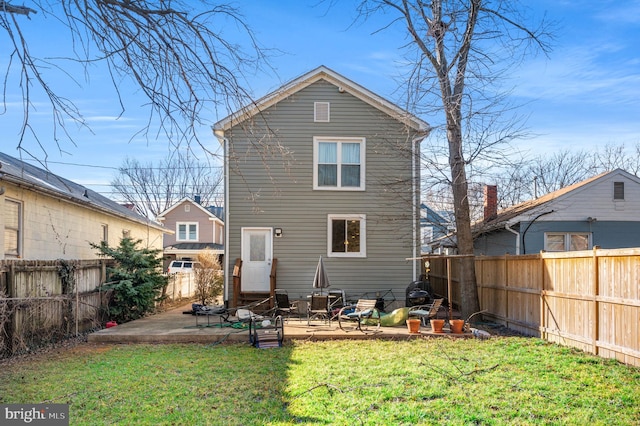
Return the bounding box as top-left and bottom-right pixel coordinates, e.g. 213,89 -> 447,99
167,260 -> 199,274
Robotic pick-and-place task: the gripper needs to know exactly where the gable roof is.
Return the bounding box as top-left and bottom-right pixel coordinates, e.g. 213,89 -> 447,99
0,151 -> 165,231
213,65 -> 430,134
474,169 -> 640,235
156,197 -> 224,224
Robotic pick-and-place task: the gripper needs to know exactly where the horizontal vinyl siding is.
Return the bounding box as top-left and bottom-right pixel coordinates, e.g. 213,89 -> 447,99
227,80 -> 419,301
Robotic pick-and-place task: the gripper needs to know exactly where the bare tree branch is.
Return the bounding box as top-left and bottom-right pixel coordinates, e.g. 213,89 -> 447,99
1,1 -> 268,158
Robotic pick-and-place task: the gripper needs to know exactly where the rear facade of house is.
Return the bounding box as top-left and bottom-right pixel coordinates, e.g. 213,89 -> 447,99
215,67 -> 428,307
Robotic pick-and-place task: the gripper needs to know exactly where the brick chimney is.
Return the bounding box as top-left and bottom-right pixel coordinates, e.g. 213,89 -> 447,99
483,185 -> 498,221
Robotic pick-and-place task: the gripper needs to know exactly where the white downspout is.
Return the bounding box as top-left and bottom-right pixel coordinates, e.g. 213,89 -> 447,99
505,223 -> 520,255
411,134 -> 425,281
214,129 -> 230,305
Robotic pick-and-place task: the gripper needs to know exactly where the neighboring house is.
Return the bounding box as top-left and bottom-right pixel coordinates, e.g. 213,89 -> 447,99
420,203 -> 455,254
214,66 -> 429,306
473,169 -> 640,256
0,151 -> 166,260
156,197 -> 224,270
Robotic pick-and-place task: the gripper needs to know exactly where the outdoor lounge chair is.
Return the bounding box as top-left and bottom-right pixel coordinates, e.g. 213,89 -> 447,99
408,298 -> 445,326
337,299 -> 380,332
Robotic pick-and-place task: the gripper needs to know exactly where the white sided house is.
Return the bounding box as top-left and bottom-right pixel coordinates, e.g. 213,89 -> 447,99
214,66 -> 429,307
474,169 -> 640,256
0,152 -> 166,260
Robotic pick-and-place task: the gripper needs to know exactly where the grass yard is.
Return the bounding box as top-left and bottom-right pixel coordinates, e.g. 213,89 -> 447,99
1,337 -> 639,425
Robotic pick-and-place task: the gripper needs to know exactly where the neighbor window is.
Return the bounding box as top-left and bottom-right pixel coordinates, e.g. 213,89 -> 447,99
614,182 -> 625,200
4,199 -> 21,258
544,232 -> 591,252
314,137 -> 365,190
101,224 -> 108,243
177,222 -> 198,241
328,214 -> 366,257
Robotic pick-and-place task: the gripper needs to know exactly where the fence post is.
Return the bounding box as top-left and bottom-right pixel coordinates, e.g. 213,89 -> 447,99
592,247 -> 600,356
539,252 -> 545,340
446,257 -> 452,320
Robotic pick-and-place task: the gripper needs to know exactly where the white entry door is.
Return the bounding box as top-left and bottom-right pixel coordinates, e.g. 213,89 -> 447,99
241,228 -> 272,292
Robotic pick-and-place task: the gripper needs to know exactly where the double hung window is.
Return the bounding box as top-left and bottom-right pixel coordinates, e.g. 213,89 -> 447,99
4,199 -> 21,258
177,222 -> 198,242
314,137 -> 365,190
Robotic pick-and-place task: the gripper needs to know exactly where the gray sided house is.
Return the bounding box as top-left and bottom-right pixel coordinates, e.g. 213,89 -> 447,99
214,66 -> 429,306
474,169 -> 640,256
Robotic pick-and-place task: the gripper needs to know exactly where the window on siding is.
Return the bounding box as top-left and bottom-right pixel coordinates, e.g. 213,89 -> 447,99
177,222 -> 198,241
101,224 -> 108,243
314,137 -> 365,190
314,102 -> 330,122
544,232 -> 591,252
328,214 -> 366,257
4,199 -> 21,258
614,182 -> 625,200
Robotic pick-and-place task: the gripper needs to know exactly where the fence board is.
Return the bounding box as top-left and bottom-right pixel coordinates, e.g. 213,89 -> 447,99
428,248 -> 640,367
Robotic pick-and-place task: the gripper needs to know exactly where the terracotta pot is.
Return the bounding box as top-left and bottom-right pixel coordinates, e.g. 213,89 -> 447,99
406,319 -> 421,334
430,319 -> 444,333
450,319 -> 465,334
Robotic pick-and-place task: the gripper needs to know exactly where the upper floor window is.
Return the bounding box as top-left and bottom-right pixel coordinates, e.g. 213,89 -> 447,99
328,214 -> 366,258
314,137 -> 365,190
101,224 -> 109,243
544,232 -> 591,252
614,181 -> 624,200
177,222 -> 198,241
4,199 -> 21,258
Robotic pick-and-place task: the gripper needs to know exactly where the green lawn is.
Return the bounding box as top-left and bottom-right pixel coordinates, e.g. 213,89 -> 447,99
1,337 -> 639,425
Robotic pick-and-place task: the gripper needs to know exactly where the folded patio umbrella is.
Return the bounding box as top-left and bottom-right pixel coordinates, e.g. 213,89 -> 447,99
312,256 -> 331,295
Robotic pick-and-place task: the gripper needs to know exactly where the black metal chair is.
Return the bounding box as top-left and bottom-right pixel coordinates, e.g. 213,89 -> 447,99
274,290 -> 298,322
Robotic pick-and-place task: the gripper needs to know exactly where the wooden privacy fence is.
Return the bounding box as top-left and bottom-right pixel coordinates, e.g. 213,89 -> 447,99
0,259 -> 112,358
427,248 -> 640,367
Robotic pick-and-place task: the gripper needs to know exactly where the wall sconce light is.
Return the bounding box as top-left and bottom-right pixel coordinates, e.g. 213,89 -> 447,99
274,228 -> 283,238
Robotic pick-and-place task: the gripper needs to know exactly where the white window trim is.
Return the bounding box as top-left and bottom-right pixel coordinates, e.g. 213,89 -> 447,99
313,136 -> 366,191
544,232 -> 592,252
176,222 -> 199,242
327,214 -> 366,258
4,198 -> 22,258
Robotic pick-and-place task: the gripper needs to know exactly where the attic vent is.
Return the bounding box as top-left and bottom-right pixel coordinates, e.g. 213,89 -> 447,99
314,102 -> 330,122
614,181 -> 624,200
185,205 -> 191,212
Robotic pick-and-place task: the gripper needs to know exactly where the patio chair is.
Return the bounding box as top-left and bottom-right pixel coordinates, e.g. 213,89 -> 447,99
337,299 -> 380,332
274,290 -> 298,322
307,294 -> 331,326
408,298 -> 445,326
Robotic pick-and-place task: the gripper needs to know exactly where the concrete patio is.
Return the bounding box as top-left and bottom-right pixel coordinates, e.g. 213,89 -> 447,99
88,303 -> 472,345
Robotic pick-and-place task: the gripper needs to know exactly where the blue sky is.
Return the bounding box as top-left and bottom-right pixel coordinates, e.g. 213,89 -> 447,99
2,0 -> 639,199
